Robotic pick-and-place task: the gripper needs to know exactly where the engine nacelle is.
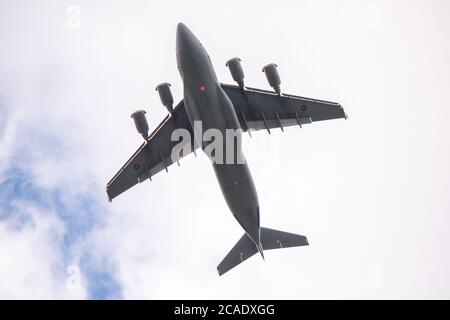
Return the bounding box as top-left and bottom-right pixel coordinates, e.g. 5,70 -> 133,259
226,57 -> 245,88
262,63 -> 281,94
131,110 -> 149,140
156,82 -> 174,113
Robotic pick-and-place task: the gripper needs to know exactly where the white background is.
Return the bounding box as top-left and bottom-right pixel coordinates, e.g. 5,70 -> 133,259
0,0 -> 449,298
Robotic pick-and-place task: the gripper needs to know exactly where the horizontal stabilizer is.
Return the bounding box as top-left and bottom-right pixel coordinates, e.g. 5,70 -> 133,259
260,227 -> 309,249
217,233 -> 258,276
217,227 -> 308,276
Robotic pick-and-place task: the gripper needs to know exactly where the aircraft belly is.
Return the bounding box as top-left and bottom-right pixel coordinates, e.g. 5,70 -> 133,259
212,162 -> 260,237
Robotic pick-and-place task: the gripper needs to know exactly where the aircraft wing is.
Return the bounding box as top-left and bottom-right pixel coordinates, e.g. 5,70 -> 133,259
221,83 -> 347,132
106,101 -> 195,201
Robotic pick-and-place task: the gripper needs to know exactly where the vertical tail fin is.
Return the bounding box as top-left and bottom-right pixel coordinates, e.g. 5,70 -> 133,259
217,227 -> 308,276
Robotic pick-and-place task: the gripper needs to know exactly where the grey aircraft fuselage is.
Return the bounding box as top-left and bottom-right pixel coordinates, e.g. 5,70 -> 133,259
176,23 -> 263,255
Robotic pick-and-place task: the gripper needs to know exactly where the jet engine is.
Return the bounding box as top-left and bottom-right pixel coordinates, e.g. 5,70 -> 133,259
226,57 -> 245,88
156,82 -> 174,113
262,63 -> 281,94
131,110 -> 149,140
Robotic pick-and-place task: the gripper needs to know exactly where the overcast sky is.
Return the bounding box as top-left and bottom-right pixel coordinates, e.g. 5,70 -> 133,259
1,0 -> 449,299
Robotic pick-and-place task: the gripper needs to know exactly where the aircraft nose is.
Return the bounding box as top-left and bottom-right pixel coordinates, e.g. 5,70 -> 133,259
176,22 -> 190,50
176,23 -> 197,69
177,22 -> 188,34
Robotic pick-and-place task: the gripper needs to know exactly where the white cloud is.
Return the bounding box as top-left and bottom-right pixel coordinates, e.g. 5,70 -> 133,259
1,0 -> 450,299
0,201 -> 87,299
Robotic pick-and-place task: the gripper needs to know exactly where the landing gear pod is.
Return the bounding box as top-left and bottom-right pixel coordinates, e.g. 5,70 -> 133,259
131,110 -> 149,140
226,57 -> 245,88
156,82 -> 174,113
262,63 -> 281,94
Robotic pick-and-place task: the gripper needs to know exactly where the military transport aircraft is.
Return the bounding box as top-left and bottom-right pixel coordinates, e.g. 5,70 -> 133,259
107,23 -> 347,275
